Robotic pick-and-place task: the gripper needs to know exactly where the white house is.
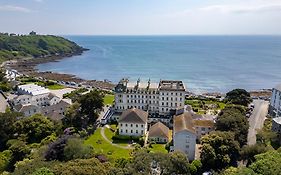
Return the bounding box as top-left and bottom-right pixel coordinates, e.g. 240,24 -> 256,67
173,113 -> 197,161
114,79 -> 185,115
269,84 -> 281,117
118,108 -> 148,136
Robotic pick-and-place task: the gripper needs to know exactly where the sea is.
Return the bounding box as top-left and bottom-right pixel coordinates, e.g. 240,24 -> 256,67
36,35 -> 281,93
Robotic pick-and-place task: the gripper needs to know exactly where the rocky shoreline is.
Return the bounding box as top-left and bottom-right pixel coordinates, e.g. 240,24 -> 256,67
3,51 -> 116,91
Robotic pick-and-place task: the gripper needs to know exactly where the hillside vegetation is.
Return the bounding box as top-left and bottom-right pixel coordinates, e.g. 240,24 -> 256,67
0,33 -> 85,63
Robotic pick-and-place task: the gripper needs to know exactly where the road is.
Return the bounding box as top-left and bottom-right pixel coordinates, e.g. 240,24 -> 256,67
247,99 -> 269,145
0,93 -> 8,113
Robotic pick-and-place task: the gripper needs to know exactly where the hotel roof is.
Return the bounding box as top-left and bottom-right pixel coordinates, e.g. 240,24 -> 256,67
159,80 -> 185,91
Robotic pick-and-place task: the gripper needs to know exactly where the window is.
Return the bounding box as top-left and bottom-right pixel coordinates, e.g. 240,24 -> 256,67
136,124 -> 138,128
126,130 -> 128,133
131,130 -> 133,133
136,130 -> 138,133
141,124 -> 144,128
121,129 -> 123,133
141,130 -> 144,134
125,124 -> 128,127
120,123 -> 123,127
186,145 -> 189,149
131,124 -> 133,127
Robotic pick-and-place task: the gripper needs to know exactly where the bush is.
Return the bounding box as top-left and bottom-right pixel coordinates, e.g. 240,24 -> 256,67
112,134 -> 140,144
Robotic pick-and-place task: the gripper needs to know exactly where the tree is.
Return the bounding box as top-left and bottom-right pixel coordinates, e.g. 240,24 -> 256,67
0,150 -> 12,173
63,102 -> 83,129
221,167 -> 256,175
215,106 -> 249,146
32,167 -> 54,175
52,158 -> 109,175
78,90 -> 104,123
6,139 -> 31,171
63,137 -> 93,161
225,89 -> 252,106
125,149 -> 191,175
0,112 -> 23,151
249,150 -> 281,175
13,114 -> 55,144
240,144 -> 271,166
0,69 -> 5,82
200,131 -> 240,171
44,135 -> 70,161
256,118 -> 279,148
63,90 -> 104,129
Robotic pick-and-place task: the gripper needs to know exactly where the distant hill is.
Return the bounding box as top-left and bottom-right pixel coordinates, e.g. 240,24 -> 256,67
0,33 -> 86,63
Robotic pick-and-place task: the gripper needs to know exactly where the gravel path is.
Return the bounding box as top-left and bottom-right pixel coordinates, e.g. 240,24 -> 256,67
100,126 -> 133,149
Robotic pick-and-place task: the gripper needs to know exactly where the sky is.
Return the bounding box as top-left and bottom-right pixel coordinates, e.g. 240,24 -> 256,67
0,0 -> 281,35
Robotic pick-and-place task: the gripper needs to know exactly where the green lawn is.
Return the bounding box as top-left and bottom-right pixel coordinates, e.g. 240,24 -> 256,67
46,84 -> 65,90
103,94 -> 114,105
149,144 -> 168,153
185,98 -> 226,114
84,128 -> 131,160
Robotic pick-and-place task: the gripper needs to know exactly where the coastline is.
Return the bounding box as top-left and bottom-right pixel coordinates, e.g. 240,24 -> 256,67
1,51 -> 272,97
2,50 -> 116,91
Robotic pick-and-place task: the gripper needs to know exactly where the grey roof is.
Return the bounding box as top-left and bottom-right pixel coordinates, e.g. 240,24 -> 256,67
119,108 -> 148,124
13,94 -> 32,101
42,100 -> 70,113
48,93 -> 58,99
149,122 -> 169,139
14,104 -> 39,112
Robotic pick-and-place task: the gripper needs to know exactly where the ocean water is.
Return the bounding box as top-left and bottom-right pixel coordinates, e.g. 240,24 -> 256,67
37,35 -> 281,93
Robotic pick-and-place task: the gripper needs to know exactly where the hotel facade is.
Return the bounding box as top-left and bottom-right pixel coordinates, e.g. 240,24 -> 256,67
114,79 -> 186,116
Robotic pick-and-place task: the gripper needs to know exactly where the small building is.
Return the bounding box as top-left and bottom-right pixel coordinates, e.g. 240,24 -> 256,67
118,108 -> 148,136
14,104 -> 41,117
193,119 -> 214,140
148,122 -> 170,143
173,113 -> 197,161
42,100 -> 71,121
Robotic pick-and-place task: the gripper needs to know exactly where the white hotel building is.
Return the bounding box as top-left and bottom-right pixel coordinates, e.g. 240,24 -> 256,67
269,84 -> 281,117
114,79 -> 186,116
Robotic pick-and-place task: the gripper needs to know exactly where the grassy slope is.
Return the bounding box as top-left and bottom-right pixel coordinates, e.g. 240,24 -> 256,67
103,94 -> 114,105
0,34 -> 84,63
84,128 -> 131,160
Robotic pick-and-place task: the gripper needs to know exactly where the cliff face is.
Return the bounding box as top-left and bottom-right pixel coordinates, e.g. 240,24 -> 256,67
0,34 -> 87,63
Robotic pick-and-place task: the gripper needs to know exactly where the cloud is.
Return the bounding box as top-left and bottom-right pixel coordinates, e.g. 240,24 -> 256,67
200,3 -> 281,14
0,5 -> 31,13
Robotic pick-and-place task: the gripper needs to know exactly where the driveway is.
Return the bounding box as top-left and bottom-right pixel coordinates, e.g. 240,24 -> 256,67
0,93 -> 8,113
247,100 -> 269,145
